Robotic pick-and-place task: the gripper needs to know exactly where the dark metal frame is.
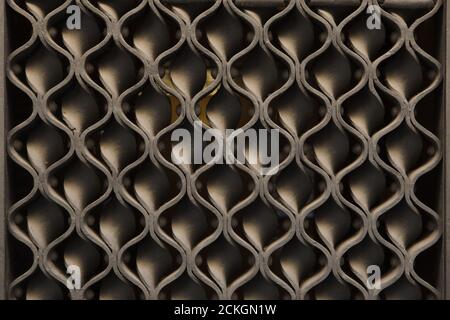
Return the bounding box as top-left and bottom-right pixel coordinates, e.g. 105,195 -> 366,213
1,0 -> 6,301
444,0 -> 450,301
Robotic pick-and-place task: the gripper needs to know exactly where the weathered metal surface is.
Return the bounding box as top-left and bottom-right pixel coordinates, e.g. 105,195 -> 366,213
1,0 -> 446,300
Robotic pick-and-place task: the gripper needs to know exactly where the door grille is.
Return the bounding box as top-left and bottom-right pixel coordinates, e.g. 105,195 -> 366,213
1,0 -> 447,300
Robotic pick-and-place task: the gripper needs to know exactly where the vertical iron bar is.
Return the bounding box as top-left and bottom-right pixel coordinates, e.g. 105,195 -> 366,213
445,0 -> 450,300
0,0 -> 6,300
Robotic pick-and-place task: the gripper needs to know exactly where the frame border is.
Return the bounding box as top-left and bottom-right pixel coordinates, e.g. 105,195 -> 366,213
0,0 -> 6,301
445,0 -> 450,300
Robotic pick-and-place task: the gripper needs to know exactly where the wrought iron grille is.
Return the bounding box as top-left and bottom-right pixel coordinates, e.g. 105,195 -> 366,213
0,0 -> 448,300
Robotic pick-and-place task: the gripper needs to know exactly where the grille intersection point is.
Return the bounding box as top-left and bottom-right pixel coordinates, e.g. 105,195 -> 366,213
1,0 -> 447,300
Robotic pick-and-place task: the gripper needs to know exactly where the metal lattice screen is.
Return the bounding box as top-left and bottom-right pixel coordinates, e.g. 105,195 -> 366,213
1,0 -> 447,300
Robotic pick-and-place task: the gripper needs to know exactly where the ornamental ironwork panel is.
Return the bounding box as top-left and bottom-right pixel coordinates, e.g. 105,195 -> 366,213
0,0 -> 448,300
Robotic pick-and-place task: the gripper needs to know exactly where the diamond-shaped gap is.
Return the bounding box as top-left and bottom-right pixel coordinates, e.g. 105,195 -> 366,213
11,40 -> 68,96
124,3 -> 178,63
269,84 -> 320,138
48,79 -> 105,135
47,5 -> 103,58
85,40 -> 144,97
199,4 -> 248,61
272,238 -> 322,289
159,273 -> 213,300
128,160 -> 181,213
271,4 -> 322,62
196,164 -> 253,214
123,235 -> 180,291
